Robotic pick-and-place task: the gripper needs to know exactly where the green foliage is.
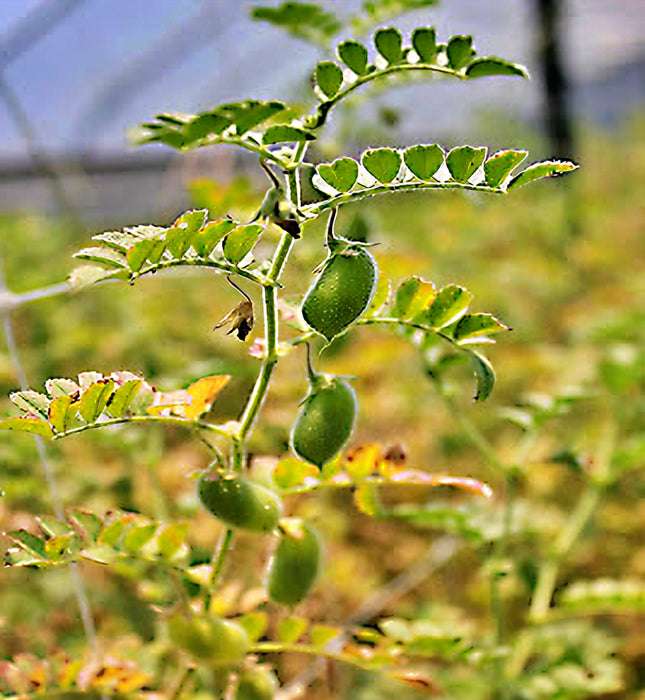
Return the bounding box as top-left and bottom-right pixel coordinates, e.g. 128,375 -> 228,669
8,6 -> 636,700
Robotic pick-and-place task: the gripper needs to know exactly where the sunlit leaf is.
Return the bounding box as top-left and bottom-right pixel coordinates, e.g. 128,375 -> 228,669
508,160 -> 579,190
223,224 -> 264,264
193,218 -> 237,257
454,313 -> 510,343
45,377 -> 80,399
126,236 -> 165,273
0,417 -> 53,437
426,284 -> 472,328
361,148 -> 402,184
466,57 -> 529,79
483,149 -> 528,188
354,483 -> 381,516
393,276 -> 436,320
273,457 -> 320,490
9,390 -> 50,419
446,145 -> 487,183
166,209 -> 207,258
238,611 -> 269,642
374,27 -> 403,64
78,380 -> 115,423
468,349 -> 495,403
48,394 -> 78,434
67,264 -> 115,289
73,246 -> 127,269
345,443 -> 381,479
310,624 -> 343,649
404,144 -> 444,180
263,124 -> 316,144
107,379 -> 143,418
183,375 -> 232,419
156,522 -> 189,561
317,157 -> 359,193
366,270 -> 391,316
338,40 -> 369,75
7,530 -> 47,560
316,61 -> 344,99
68,509 -> 103,541
123,524 -> 158,552
277,617 -> 308,644
37,515 -> 73,538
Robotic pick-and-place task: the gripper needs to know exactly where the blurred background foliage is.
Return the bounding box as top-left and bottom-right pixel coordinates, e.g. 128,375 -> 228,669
1,1 -> 644,698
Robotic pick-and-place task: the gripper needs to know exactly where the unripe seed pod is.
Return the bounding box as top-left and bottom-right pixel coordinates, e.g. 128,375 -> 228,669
167,613 -> 250,666
301,246 -> 378,342
291,376 -> 357,467
267,518 -> 321,607
198,469 -> 282,533
235,666 -> 278,700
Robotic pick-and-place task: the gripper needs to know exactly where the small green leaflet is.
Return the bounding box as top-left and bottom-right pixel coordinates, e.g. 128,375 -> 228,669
484,149 -> 527,188
251,3 -> 341,47
394,277 -> 436,320
446,146 -> 487,183
48,395 -> 78,434
374,27 -> 403,64
263,124 -> 316,144
9,390 -> 49,419
412,27 -> 438,63
466,57 -> 529,79
338,40 -> 368,75
79,380 -> 115,423
192,218 -> 237,257
361,148 -> 402,184
74,246 -> 127,269
316,61 -> 344,99
453,313 -> 510,343
508,160 -> 579,189
446,35 -> 475,70
317,157 -> 359,192
0,417 -> 53,437
403,144 -> 444,181
426,284 -> 472,328
222,224 -> 264,264
469,350 -> 495,403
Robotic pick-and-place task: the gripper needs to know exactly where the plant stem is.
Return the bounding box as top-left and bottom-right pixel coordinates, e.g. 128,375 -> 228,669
203,528 -> 235,612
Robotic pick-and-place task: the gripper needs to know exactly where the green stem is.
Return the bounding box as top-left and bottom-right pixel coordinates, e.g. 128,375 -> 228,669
302,180 -> 504,217
203,528 -> 235,612
53,414 -> 231,440
312,62 -> 467,128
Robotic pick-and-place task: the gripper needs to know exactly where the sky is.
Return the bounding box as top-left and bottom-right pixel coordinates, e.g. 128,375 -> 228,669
0,0 -> 643,159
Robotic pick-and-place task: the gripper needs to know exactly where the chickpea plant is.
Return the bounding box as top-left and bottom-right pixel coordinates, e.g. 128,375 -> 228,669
1,4 -> 594,699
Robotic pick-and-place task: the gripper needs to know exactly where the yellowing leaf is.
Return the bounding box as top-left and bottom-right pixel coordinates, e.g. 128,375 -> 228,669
147,375 -> 231,419
345,443 -> 381,479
